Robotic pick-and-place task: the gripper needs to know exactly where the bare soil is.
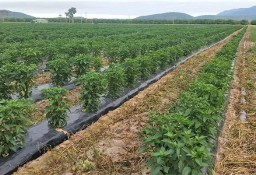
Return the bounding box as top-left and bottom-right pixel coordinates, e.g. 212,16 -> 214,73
15,31 -> 238,175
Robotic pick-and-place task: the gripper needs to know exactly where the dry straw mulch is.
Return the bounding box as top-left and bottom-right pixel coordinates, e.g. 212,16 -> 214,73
214,26 -> 256,175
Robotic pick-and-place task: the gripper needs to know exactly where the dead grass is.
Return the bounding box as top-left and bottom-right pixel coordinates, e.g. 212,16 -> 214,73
35,72 -> 52,85
15,31 -> 238,175
214,26 -> 256,174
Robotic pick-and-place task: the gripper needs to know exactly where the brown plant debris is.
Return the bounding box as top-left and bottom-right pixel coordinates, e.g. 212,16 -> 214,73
214,26 -> 256,175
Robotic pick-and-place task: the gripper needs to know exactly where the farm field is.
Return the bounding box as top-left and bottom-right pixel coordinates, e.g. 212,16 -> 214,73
214,26 -> 256,174
0,23 -> 242,131
0,24 -> 242,124
0,22 -> 247,174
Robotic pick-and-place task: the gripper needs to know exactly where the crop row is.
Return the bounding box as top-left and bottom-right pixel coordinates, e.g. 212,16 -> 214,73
0,25 -> 241,157
0,26 -> 241,100
0,24 -> 240,45
141,28 -> 246,175
0,25 -> 241,67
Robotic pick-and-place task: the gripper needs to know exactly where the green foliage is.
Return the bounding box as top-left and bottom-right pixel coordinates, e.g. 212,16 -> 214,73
153,51 -> 169,70
42,87 -> 69,128
138,56 -> 155,80
196,73 -> 226,89
122,58 -> 139,87
188,81 -> 223,108
0,99 -> 33,157
251,26 -> 256,42
0,63 -> 37,98
172,92 -> 220,137
19,48 -> 43,65
142,29 -> 245,174
118,45 -> 130,62
251,20 -> 256,25
78,72 -> 106,112
240,20 -> 249,25
66,7 -> 77,23
105,48 -> 120,63
0,22 -> 245,162
105,64 -> 125,98
142,113 -> 211,175
47,58 -> 72,86
0,48 -> 42,65
0,68 -> 13,99
92,57 -> 103,72
203,59 -> 231,78
73,54 -> 103,77
73,54 -> 94,76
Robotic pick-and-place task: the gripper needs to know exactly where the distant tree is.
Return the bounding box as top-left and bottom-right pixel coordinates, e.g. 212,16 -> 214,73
66,7 -> 77,23
58,14 -> 62,23
240,19 -> 249,25
226,19 -> 238,25
251,20 -> 256,25
0,10 -> 8,22
65,12 -> 69,23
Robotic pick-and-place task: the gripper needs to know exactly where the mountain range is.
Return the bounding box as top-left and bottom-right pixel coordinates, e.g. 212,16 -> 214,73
136,5 -> 256,21
0,10 -> 34,18
1,5 -> 256,20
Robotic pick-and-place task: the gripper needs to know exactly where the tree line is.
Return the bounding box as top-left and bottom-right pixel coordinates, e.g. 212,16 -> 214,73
1,17 -> 255,25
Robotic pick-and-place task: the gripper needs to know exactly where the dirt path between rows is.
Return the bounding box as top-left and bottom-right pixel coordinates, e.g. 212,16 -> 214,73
214,26 -> 256,174
14,30 -> 239,175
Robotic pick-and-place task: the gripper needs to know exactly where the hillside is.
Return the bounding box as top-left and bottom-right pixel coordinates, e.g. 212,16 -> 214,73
136,12 -> 193,20
196,15 -> 221,20
136,5 -> 256,21
216,6 -> 256,20
218,6 -> 256,16
0,10 -> 34,18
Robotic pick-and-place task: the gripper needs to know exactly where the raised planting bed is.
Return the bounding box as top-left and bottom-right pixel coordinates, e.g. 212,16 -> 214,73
0,29 -> 243,175
214,26 -> 256,174
141,28 -> 246,174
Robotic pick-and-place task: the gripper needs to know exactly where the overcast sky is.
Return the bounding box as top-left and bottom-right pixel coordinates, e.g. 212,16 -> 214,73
0,0 -> 255,19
